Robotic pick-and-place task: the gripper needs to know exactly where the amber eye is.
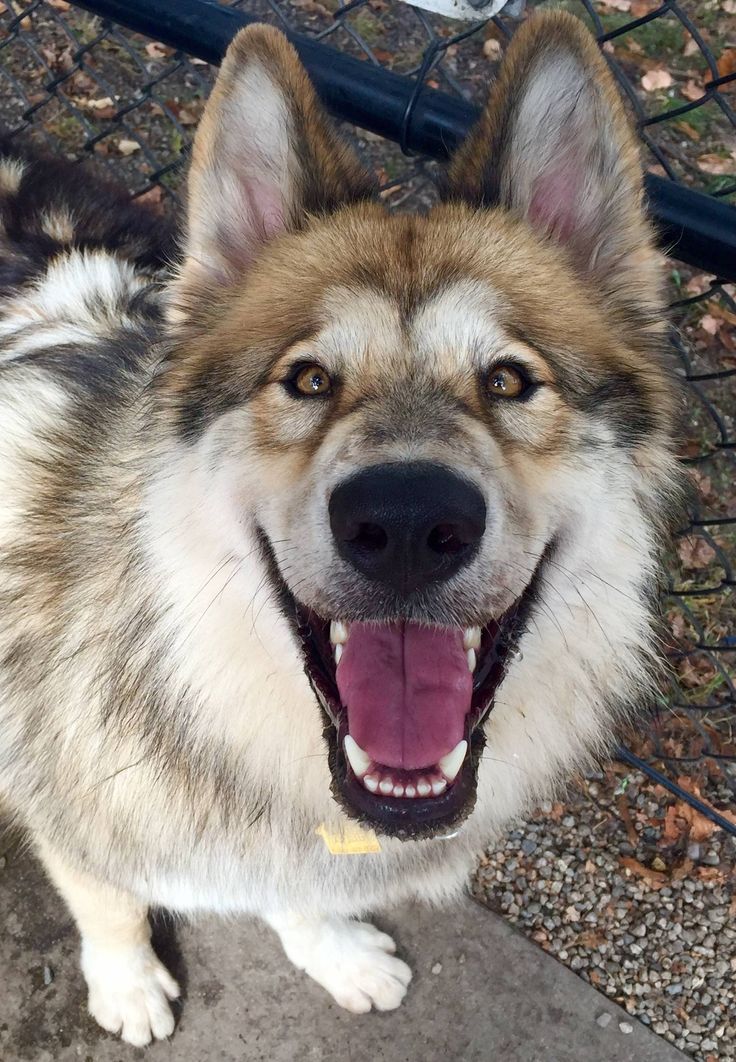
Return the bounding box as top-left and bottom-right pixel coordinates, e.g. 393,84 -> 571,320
291,363 -> 333,397
485,364 -> 530,400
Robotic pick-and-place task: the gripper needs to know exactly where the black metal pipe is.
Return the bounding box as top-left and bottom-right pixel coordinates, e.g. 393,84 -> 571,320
74,0 -> 736,281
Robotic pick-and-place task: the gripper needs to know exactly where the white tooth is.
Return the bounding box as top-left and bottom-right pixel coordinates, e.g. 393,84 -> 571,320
363,774 -> 379,793
379,778 -> 394,796
405,784 -> 416,798
334,644 -> 343,665
438,739 -> 468,784
392,784 -> 404,797
417,779 -> 431,797
344,734 -> 371,777
466,649 -> 476,673
463,626 -> 481,650
431,778 -> 447,796
330,620 -> 349,645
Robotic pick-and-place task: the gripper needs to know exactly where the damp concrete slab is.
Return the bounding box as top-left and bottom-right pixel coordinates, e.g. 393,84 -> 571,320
0,826 -> 686,1062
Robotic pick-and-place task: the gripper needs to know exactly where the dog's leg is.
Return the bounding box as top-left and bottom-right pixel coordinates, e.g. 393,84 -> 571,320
267,911 -> 412,1012
36,838 -> 180,1046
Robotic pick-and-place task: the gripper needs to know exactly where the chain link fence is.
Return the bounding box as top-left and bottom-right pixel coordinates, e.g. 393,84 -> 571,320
0,0 -> 734,831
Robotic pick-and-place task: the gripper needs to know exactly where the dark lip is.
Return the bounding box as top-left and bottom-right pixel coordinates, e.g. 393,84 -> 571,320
255,527 -> 551,840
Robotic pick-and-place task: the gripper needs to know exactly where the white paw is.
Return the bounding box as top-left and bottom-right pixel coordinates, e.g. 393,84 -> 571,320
81,939 -> 180,1046
281,917 -> 412,1014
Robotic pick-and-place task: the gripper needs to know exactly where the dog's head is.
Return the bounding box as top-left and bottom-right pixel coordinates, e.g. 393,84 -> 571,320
160,14 -> 681,838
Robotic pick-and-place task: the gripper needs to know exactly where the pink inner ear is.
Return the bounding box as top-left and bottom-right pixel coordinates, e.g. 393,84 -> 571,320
528,154 -> 584,246
217,177 -> 286,274
253,180 -> 286,241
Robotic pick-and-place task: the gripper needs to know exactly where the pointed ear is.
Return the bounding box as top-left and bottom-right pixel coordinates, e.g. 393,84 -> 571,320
444,12 -> 662,318
180,25 -> 376,291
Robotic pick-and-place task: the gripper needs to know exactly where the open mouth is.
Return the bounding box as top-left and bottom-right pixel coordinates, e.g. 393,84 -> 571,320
255,526 -> 548,840
293,588 -> 540,841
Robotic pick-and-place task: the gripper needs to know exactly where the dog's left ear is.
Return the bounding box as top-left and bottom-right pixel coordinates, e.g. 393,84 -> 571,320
179,25 -> 376,291
444,12 -> 662,320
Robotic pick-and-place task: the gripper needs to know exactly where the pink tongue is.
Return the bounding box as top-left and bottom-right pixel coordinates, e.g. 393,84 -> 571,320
335,621 -> 472,770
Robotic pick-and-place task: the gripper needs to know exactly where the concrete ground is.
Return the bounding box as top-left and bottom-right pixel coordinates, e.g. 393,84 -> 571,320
0,827 -> 686,1062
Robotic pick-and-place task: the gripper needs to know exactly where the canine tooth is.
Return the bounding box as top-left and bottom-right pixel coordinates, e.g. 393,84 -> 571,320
379,777 -> 394,796
463,626 -> 481,650
334,644 -> 343,665
438,739 -> 468,784
392,784 -> 404,798
431,778 -> 447,796
363,774 -> 379,793
466,649 -> 477,672
405,784 -> 416,798
344,735 -> 371,777
330,620 -> 349,645
417,779 -> 431,797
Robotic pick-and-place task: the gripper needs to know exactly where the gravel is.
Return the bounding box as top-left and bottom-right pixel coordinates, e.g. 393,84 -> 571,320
472,767 -> 736,1062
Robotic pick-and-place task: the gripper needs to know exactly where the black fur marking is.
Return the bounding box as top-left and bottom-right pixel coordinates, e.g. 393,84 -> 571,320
0,139 -> 177,293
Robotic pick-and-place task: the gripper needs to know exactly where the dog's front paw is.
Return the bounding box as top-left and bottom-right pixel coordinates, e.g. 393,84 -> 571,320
81,940 -> 180,1046
279,917 -> 412,1013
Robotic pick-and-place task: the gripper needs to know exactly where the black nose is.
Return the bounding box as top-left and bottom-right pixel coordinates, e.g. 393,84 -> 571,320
329,462 -> 486,593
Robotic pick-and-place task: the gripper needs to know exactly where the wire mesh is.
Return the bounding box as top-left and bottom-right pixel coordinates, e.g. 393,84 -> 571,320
0,0 -> 733,818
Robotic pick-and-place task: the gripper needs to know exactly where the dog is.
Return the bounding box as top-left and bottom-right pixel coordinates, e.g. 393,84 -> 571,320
0,11 -> 683,1046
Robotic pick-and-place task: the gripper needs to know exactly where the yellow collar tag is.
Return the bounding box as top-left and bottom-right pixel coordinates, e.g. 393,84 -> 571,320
315,821 -> 382,855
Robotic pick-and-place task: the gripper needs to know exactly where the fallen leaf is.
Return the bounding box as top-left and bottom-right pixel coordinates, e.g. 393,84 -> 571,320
697,153 -> 736,175
599,0 -> 630,9
677,656 -> 717,690
674,121 -> 700,141
671,857 -> 694,881
621,856 -> 667,888
717,47 -> 736,86
48,0 -> 70,8
41,44 -> 73,73
682,80 -> 704,102
674,777 -> 736,839
145,41 -> 171,59
291,0 -> 332,14
684,273 -> 713,296
677,534 -> 716,569
483,38 -> 502,60
135,185 -> 165,210
116,138 -> 141,156
576,929 -> 607,948
700,313 -> 720,335
84,95 -> 114,111
683,38 -> 700,59
696,866 -> 727,882
663,804 -> 688,843
641,68 -> 673,92
724,0 -> 736,12
631,0 -> 659,13
617,794 -> 639,847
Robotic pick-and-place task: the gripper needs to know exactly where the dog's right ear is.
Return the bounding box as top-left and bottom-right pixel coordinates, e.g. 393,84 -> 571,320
178,25 -> 376,295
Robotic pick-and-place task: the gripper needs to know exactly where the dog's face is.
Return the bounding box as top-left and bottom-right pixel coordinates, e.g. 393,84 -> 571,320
160,16 -> 680,838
